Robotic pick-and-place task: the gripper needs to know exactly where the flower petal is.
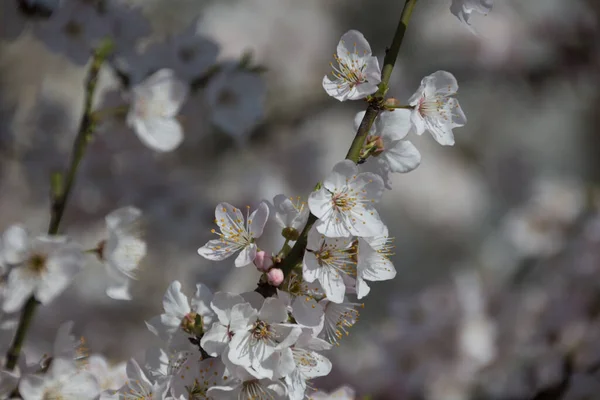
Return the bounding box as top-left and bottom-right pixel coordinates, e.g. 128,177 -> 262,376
248,202 -> 270,239
132,117 -> 183,152
384,140 -> 422,173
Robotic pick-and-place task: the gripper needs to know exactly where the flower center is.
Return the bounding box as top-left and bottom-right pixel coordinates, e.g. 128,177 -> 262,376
332,193 -> 355,212
251,320 -> 273,341
418,96 -> 448,121
28,253 -> 48,275
186,379 -> 208,399
331,54 -> 367,88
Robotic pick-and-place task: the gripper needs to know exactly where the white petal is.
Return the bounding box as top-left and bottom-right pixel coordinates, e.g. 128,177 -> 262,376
323,160 -> 357,193
36,243 -> 84,304
200,323 -> 230,357
191,283 -> 213,316
314,215 -> 352,238
410,109 -> 426,135
424,116 -> 455,146
337,29 -> 372,58
62,371 -> 101,398
273,195 -> 297,229
133,117 -> 183,152
424,70 -> 459,96
229,303 -> 257,332
162,280 -> 190,318
307,188 -> 332,221
137,68 -> 188,116
211,292 -> 245,324
19,375 -> 45,399
258,298 -> 288,324
317,266 -> 346,303
248,202 -> 270,239
292,296 -> 324,327
356,276 -> 371,299
2,225 -> 29,264
197,239 -> 241,261
241,291 -> 265,311
384,140 -> 421,173
105,206 -> 142,233
234,243 -> 256,267
376,109 -> 411,141
322,76 -> 351,102
3,268 -> 36,312
302,251 -> 320,283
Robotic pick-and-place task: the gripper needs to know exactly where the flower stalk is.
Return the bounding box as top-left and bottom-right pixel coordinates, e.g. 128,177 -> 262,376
4,38 -> 114,371
274,0 -> 419,282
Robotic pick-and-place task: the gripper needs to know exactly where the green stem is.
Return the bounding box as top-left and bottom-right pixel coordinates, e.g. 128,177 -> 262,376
4,38 -> 113,372
277,0 -> 419,279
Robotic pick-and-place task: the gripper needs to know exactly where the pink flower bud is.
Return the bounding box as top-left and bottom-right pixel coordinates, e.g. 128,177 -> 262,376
267,268 -> 284,287
254,251 -> 273,272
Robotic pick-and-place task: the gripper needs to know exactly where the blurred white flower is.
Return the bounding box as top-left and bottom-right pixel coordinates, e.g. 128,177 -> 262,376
308,385 -> 356,400
126,69 -> 189,152
33,1 -> 109,65
356,226 -> 396,299
303,226 -> 355,304
309,160 -> 386,238
450,0 -> 493,33
98,206 -> 146,300
408,71 -> 466,146
2,227 -> 84,313
0,369 -> 19,398
322,30 -> 381,101
85,354 -> 127,392
502,176 -> 585,258
273,194 -> 310,239
197,202 -> 269,268
146,280 -> 214,343
102,1 -> 151,51
19,358 -> 101,400
355,109 -> 421,188
205,64 -> 266,143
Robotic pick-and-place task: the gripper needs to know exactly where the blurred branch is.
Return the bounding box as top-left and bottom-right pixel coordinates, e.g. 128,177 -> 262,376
4,38 -> 114,372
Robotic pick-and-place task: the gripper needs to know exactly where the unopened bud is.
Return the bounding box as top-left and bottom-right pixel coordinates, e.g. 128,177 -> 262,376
384,97 -> 401,108
267,268 -> 284,286
254,251 -> 273,272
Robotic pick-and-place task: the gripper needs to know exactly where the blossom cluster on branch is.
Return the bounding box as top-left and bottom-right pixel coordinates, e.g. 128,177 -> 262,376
0,0 -> 494,399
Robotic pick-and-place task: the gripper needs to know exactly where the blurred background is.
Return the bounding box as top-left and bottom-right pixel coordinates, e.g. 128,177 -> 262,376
1,0 -> 600,398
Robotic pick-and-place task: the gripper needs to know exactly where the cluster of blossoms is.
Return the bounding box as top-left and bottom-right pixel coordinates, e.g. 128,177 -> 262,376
0,0 -> 493,398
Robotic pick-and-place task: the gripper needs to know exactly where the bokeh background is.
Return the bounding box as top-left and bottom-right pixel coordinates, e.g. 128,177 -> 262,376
1,0 -> 600,398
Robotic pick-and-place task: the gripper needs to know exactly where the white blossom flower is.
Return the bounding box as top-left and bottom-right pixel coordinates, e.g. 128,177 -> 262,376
302,226 -> 356,304
118,359 -> 169,400
207,360 -> 287,400
170,356 -> 225,399
201,292 -> 246,357
408,70 -> 467,146
285,330 -> 333,400
322,30 -> 381,101
33,1 -> 110,65
19,358 -> 101,400
2,227 -> 84,313
126,68 -> 189,152
97,206 -> 146,300
319,299 -> 361,346
277,274 -> 325,328
450,0 -> 493,33
308,385 -> 356,400
273,194 -> 310,239
309,160 -> 386,238
227,298 -> 301,378
50,321 -> 87,366
354,109 -> 421,188
205,64 -> 266,143
146,280 -> 214,344
356,226 -> 396,299
197,202 -> 269,268
85,354 -> 127,392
